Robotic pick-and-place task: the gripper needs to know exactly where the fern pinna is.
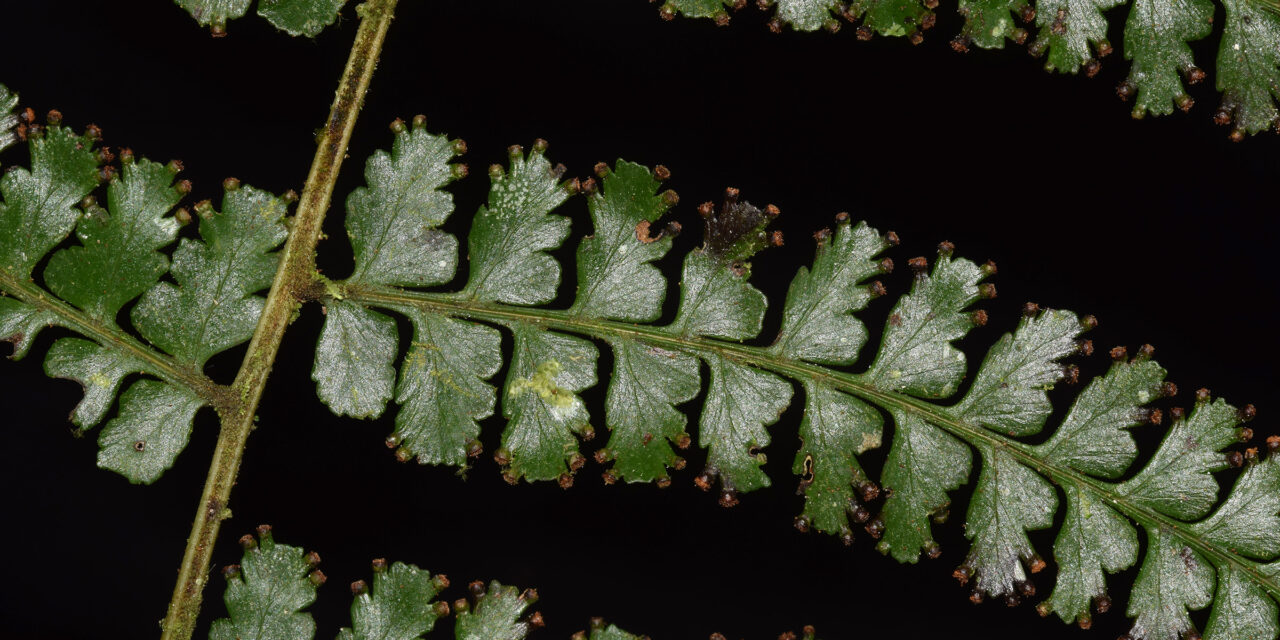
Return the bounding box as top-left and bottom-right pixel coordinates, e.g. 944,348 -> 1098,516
0,79 -> 1277,638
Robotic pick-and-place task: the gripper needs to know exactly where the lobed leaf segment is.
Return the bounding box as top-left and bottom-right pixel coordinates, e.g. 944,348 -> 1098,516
661,0 -> 1280,139
212,527 -> 822,640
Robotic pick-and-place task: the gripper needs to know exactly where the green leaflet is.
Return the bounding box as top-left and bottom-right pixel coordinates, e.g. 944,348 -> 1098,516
669,249 -> 767,339
1031,0 -> 1122,73
0,125 -> 99,277
577,618 -> 651,640
878,409 -> 971,562
699,353 -> 792,493
1032,374 -> 1262,638
1117,398 -> 1242,520
662,0 -> 733,20
45,156 -> 184,322
338,562 -> 446,640
461,142 -> 572,305
0,84 -> 18,154
864,250 -> 988,398
175,0 -> 252,32
1127,528 -> 1214,640
769,218 -> 888,365
1217,0 -> 1280,135
958,0 -> 1024,49
393,310 -> 501,465
210,534 -> 545,640
175,0 -> 347,36
774,0 -> 843,31
313,300 -> 399,419
499,323 -> 598,483
847,0 -> 933,38
0,297 -> 55,359
213,534 -> 826,640
1122,0 -> 1214,117
1035,358 -> 1166,478
455,581 -> 534,640
1193,456 -> 1280,560
963,443 -> 1057,596
1204,563 -> 1279,640
793,381 -> 882,534
664,0 -> 874,32
601,337 -> 699,483
953,308 -> 1085,437
96,380 -> 204,483
43,338 -> 145,428
209,535 -> 819,640
211,529 -> 321,640
569,160 -> 673,322
132,183 -> 288,367
669,196 -> 774,340
1046,484 -> 1138,624
585,624 -> 642,640
345,121 -> 464,289
257,0 -> 347,37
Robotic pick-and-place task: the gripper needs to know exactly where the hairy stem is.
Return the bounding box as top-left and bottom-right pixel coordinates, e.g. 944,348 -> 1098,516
159,3 -> 398,638
345,284 -> 1280,601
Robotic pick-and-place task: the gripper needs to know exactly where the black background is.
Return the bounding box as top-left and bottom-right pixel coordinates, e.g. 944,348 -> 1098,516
0,1 -> 1276,639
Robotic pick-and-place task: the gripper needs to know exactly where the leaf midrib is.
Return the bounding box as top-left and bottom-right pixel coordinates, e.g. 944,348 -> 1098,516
346,282 -> 1280,603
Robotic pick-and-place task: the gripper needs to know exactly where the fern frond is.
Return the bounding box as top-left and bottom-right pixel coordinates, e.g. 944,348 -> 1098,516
175,0 -> 346,36
0,106 -> 291,483
314,125 -> 1280,638
656,0 -> 1280,138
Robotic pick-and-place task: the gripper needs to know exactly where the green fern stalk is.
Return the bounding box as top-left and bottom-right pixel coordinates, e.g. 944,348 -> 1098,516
160,3 -> 398,637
